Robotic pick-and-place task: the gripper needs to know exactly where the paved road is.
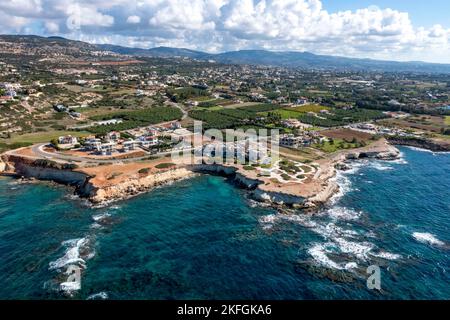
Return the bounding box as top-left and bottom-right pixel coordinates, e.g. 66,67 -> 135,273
15,143 -> 193,165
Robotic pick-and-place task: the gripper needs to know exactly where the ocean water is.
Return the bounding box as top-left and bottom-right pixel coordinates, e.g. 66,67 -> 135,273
0,146 -> 449,300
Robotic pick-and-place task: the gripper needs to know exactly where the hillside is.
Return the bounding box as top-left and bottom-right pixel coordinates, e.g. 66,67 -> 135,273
2,35 -> 450,74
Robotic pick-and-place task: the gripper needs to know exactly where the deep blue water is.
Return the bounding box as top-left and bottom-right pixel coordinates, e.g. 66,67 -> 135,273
0,146 -> 448,299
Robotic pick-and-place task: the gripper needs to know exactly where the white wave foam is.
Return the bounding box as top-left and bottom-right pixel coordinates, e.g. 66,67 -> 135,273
329,172 -> 353,204
412,232 -> 444,246
390,153 -> 408,165
90,223 -> 102,229
333,237 -> 374,260
49,237 -> 96,293
60,280 -> 81,292
405,146 -> 435,153
259,214 -> 277,229
371,251 -> 402,260
308,243 -> 343,270
49,238 -> 89,271
92,213 -> 111,222
324,206 -> 362,221
87,292 -> 109,300
370,162 -> 393,171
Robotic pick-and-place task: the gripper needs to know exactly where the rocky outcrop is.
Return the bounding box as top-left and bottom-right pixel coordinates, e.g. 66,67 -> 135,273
252,189 -> 306,206
1,155 -> 89,186
187,163 -> 307,206
84,167 -> 194,204
387,136 -> 450,152
344,145 -> 400,161
0,139 -> 403,210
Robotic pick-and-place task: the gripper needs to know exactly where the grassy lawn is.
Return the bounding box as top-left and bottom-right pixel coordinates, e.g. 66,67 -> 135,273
445,116 -> 450,126
0,142 -> 33,153
5,130 -> 91,144
261,105 -> 331,120
289,104 -> 331,113
273,109 -> 302,119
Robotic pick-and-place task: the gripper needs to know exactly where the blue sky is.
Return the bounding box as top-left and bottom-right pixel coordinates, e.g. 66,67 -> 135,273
322,0 -> 450,28
0,0 -> 449,63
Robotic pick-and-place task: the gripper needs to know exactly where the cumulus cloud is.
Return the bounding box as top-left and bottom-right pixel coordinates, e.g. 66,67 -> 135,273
0,0 -> 449,63
126,15 -> 141,24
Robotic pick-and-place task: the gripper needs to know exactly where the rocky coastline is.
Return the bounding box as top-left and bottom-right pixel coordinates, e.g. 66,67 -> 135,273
0,139 -> 402,211
387,136 -> 450,152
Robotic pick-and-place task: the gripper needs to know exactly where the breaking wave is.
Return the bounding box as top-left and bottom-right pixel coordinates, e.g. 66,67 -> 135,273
412,232 -> 445,247
87,292 -> 109,300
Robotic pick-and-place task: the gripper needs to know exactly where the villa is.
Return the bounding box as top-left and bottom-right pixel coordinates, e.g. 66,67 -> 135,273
123,140 -> 140,152
280,134 -> 303,148
58,135 -> 78,146
106,131 -> 121,142
100,142 -> 116,155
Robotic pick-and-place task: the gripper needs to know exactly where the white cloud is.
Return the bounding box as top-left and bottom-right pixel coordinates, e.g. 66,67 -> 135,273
0,0 -> 449,63
126,15 -> 141,24
44,20 -> 59,33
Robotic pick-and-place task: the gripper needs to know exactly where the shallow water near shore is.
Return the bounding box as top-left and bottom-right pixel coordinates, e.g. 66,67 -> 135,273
0,146 -> 449,299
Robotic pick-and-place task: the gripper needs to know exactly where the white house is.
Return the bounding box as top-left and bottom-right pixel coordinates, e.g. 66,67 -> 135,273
106,131 -> 121,142
58,135 -> 78,146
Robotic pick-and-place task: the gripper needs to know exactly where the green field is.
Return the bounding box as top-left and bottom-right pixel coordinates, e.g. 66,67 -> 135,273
88,106 -> 183,134
5,130 -> 91,144
445,116 -> 450,126
257,105 -> 331,120
312,139 -> 361,153
271,109 -> 302,119
193,106 -> 223,111
289,104 -> 331,113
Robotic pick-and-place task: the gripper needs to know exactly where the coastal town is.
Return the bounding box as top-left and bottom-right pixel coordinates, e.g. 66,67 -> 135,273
0,35 -> 449,208
1,0 -> 450,305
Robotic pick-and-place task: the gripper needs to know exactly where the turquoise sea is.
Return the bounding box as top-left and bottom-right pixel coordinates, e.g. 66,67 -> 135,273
0,146 -> 449,299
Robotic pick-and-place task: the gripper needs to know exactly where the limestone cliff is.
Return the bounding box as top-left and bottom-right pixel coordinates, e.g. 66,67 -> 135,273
85,167 -> 194,204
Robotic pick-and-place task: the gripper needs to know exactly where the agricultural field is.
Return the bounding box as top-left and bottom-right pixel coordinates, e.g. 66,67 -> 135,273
167,87 -> 209,102
321,128 -> 374,142
188,104 -> 281,129
299,108 -> 387,127
87,106 -> 183,134
445,116 -> 450,126
289,104 -> 331,113
380,116 -> 447,134
221,102 -> 260,109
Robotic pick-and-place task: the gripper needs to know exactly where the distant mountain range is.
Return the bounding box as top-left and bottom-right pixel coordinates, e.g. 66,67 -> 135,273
2,35 -> 450,74
98,44 -> 450,74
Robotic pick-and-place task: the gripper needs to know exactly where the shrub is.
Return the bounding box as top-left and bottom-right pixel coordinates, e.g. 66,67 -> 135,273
155,162 -> 176,169
138,168 -> 150,175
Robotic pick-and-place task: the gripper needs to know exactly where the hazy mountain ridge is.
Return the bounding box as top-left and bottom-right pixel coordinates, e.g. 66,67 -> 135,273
2,35 -> 450,74
99,44 -> 450,74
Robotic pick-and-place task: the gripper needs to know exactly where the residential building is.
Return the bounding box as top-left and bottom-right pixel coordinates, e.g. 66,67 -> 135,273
100,142 -> 116,155
58,135 -> 78,145
106,131 -> 121,142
